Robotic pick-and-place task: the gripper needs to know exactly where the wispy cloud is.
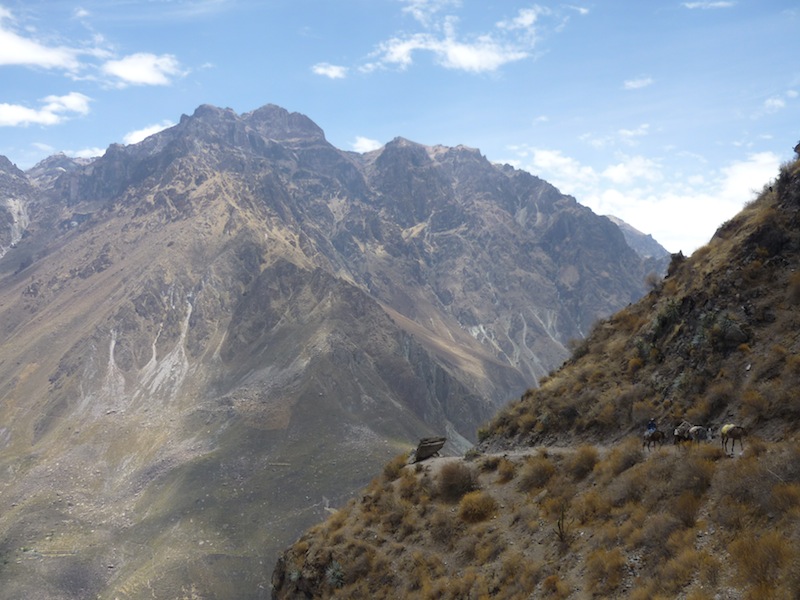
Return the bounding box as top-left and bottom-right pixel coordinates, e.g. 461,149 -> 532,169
401,0 -> 461,27
566,5 -> 590,16
0,93 -> 91,127
682,1 -> 735,8
763,97 -> 786,112
312,62 -> 348,79
328,4 -> 574,76
618,123 -> 650,142
623,77 -> 654,90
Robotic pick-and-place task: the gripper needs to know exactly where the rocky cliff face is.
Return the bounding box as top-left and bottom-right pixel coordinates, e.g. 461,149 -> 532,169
270,152 -> 800,600
0,104 -> 665,599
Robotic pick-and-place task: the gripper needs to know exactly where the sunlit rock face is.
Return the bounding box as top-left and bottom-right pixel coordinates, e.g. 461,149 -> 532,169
0,104 -> 665,599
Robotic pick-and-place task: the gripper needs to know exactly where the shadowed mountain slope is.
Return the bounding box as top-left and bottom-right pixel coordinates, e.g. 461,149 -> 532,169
271,153 -> 800,599
0,104 -> 663,599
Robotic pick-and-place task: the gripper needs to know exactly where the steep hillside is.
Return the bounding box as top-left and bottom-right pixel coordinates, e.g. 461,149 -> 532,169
271,153 -> 800,599
0,104 -> 662,599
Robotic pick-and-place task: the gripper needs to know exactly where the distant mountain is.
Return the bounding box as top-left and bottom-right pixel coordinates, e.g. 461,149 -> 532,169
0,104 -> 664,599
271,151 -> 800,599
606,214 -> 670,260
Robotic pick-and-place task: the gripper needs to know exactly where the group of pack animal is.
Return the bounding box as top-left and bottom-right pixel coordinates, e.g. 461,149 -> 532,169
642,420 -> 746,453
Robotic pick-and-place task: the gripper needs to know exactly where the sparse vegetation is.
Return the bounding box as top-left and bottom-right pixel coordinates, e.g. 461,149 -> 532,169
437,461 -> 478,502
273,154 -> 800,599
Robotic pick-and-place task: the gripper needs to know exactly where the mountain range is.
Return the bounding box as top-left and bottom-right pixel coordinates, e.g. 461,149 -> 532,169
0,104 -> 667,599
272,147 -> 800,599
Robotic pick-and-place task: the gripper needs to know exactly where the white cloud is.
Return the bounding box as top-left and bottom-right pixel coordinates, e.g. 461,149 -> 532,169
356,3 -> 572,75
763,96 -> 786,112
101,53 -> 184,86
311,62 -> 348,79
0,10 -> 80,70
496,7 -> 550,31
618,124 -> 650,140
123,120 -> 175,145
352,136 -> 382,153
509,145 -> 780,254
528,148 -> 598,189
682,1 -> 735,8
0,92 -> 91,127
374,30 -> 528,73
717,151 -> 779,201
566,5 -> 590,16
623,77 -> 653,90
401,0 -> 461,27
601,155 -> 662,185
69,146 -> 104,159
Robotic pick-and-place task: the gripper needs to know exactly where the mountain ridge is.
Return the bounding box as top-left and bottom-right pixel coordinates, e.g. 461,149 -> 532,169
0,103 -> 666,599
271,150 -> 800,600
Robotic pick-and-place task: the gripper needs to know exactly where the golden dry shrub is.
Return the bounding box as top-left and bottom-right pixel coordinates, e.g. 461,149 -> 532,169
658,547 -> 700,595
629,513 -> 682,563
517,454 -> 556,492
397,468 -> 420,501
670,453 -> 717,496
429,505 -> 461,548
567,444 -> 599,480
695,550 -> 721,588
458,490 -> 497,523
573,488 -> 611,525
771,482 -> 800,514
436,461 -> 478,503
628,356 -> 644,374
787,271 -> 800,304
541,574 -> 571,599
479,455 -> 501,472
600,436 -> 643,479
499,551 -> 541,596
604,464 -> 647,508
382,452 -> 409,482
712,497 -> 750,531
496,457 -> 517,483
670,490 -> 702,527
741,387 -> 769,419
729,530 -> 792,589
586,547 -> 626,595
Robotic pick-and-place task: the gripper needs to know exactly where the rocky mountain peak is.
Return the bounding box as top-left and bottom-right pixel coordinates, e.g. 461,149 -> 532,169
0,103 -> 670,599
243,103 -> 326,143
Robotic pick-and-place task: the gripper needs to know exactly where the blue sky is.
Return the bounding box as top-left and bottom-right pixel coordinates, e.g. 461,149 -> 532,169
1,0 -> 798,253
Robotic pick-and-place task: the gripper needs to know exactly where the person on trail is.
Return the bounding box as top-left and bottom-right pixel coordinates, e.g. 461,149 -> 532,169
646,418 -> 657,434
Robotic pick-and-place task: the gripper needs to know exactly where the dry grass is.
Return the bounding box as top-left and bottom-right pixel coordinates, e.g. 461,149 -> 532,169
437,461 -> 478,503
382,452 -> 409,482
586,547 -> 625,595
517,453 -> 556,492
730,531 -> 792,591
566,444 -> 598,480
496,457 -> 517,483
458,490 -> 497,523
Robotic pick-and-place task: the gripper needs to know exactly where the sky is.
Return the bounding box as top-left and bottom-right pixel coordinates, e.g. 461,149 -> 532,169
0,1 -> 798,254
